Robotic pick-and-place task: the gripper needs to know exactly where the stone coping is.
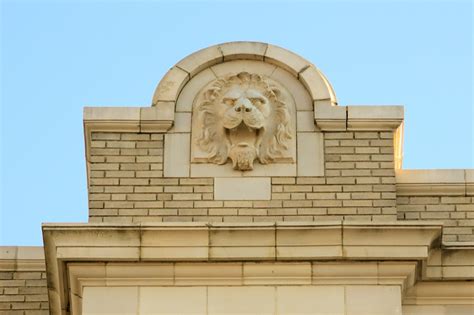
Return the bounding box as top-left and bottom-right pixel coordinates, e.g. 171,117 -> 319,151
151,41 -> 337,107
314,103 -> 404,131
396,169 -> 474,196
0,246 -> 45,271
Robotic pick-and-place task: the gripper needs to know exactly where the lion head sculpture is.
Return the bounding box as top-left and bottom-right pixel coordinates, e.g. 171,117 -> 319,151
195,72 -> 293,171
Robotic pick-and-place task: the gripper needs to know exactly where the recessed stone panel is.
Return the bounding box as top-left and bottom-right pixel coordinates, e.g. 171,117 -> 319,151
214,177 -> 271,200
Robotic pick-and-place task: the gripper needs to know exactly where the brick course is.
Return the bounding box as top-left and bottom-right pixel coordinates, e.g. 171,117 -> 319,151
87,131 -> 397,223
0,269 -> 48,315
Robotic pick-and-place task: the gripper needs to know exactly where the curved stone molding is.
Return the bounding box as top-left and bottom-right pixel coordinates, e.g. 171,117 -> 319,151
151,41 -> 338,109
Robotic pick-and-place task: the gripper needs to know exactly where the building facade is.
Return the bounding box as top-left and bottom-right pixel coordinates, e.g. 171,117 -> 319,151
1,42 -> 473,314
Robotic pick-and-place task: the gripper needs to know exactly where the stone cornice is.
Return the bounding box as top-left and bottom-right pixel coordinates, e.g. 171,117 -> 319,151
43,221 -> 443,315
396,169 -> 474,196
404,281 -> 474,305
0,246 -> 45,271
313,103 -> 404,131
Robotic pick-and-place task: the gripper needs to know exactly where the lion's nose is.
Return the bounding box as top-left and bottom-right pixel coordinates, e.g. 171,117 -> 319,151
234,98 -> 253,113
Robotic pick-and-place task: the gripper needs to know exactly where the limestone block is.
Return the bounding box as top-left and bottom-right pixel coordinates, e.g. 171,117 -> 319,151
348,105 -> 404,120
277,245 -> 342,260
297,111 -> 317,131
175,44 -> 223,77
16,246 -> 45,259
164,133 -> 190,177
167,112 -> 191,133
191,162 -> 296,177
211,60 -> 276,78
243,262 -> 312,285
265,44 -> 310,77
312,262 -> 378,285
402,305 -> 474,315
140,246 -> 208,261
209,246 -> 275,260
141,229 -> 208,247
271,67 -> 313,111
174,263 -> 242,285
347,105 -> 404,130
345,285 -> 402,315
466,169 -> 474,196
214,177 -> 271,200
208,286 -> 275,314
276,286 -> 345,314
140,103 -> 174,121
219,41 -> 267,61
105,263 -> 173,282
190,163 -> 241,177
140,287 -> 207,314
84,107 -> 140,121
297,132 -> 325,176
176,68 -> 216,112
152,67 -> 189,103
299,66 -> 333,101
314,102 -> 346,131
396,169 -> 465,184
82,287 -> 138,315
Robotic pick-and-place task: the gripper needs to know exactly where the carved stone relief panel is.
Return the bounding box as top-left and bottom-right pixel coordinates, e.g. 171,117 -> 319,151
191,71 -> 297,171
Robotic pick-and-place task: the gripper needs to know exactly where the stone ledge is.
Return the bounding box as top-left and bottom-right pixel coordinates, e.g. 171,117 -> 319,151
314,103 -> 404,131
43,221 -> 443,262
396,169 -> 474,196
0,246 -> 45,271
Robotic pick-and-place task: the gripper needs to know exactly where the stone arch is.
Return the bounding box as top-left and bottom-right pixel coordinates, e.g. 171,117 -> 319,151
151,41 -> 337,111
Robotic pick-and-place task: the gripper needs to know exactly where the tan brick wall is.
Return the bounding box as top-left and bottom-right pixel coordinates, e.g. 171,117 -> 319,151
0,268 -> 48,314
87,131 -> 397,223
397,196 -> 474,242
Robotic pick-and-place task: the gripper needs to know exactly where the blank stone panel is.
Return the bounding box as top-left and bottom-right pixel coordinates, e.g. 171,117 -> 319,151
276,286 -> 345,314
214,177 -> 271,200
140,287 -> 207,314
345,285 -> 402,315
164,133 -> 190,177
82,287 -> 138,315
297,132 -> 325,176
207,286 -> 275,315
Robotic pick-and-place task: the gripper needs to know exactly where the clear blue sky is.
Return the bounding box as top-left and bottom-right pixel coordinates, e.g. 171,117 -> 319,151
1,0 -> 472,245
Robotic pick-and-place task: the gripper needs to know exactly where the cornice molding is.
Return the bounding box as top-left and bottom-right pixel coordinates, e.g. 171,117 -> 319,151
396,169 -> 474,196
314,103 -> 404,131
43,221 -> 443,315
0,246 -> 45,271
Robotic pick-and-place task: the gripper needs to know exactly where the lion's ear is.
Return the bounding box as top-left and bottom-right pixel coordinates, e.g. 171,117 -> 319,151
271,87 -> 281,98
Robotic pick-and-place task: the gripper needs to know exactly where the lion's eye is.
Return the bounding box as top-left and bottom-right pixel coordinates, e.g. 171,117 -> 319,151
249,97 -> 265,106
223,98 -> 235,106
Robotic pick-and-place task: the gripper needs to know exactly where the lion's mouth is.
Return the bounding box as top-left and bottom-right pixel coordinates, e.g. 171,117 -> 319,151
224,121 -> 263,147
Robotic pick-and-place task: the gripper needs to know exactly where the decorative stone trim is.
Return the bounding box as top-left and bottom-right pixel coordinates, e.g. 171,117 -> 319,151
404,281 -> 474,305
43,221 -> 444,314
152,41 -> 338,108
313,103 -> 404,131
424,247 -> 474,280
67,261 -> 418,315
0,246 -> 45,271
396,169 -> 474,196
